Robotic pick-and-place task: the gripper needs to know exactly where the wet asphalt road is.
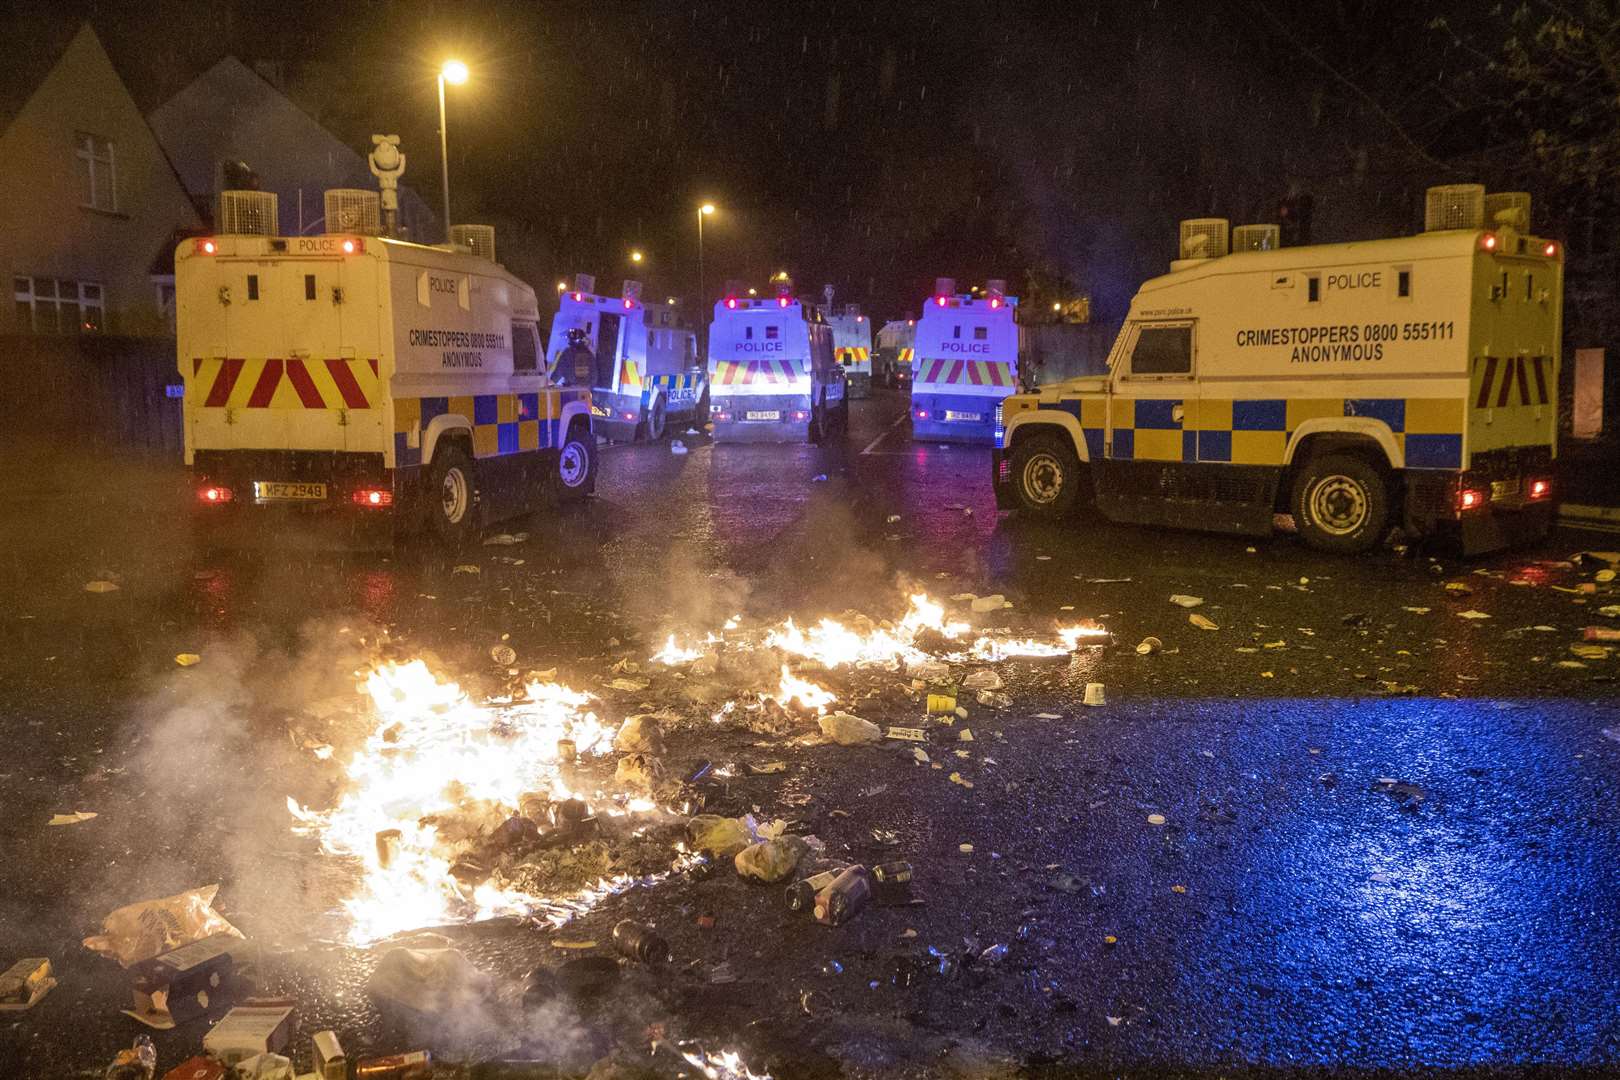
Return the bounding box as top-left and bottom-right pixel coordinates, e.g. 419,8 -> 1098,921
2,389 -> 1620,1078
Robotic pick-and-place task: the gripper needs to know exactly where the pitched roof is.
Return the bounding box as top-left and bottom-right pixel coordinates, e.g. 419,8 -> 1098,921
0,23 -> 105,138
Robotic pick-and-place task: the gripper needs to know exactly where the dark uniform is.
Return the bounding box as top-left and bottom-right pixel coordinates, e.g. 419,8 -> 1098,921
557,330 -> 600,388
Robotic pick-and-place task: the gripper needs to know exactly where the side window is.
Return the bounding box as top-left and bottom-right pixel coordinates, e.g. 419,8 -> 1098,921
1306,274 -> 1321,303
512,323 -> 538,372
1396,268 -> 1411,298
745,326 -> 754,340
766,325 -> 780,339
973,326 -> 988,341
1129,324 -> 1193,376
647,330 -> 655,350
953,325 -> 962,339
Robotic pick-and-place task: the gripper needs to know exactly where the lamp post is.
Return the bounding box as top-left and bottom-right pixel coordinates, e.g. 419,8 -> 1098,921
697,203 -> 715,309
437,59 -> 469,243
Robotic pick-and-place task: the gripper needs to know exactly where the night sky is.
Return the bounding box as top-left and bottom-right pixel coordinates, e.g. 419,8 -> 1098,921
13,0 -> 1512,321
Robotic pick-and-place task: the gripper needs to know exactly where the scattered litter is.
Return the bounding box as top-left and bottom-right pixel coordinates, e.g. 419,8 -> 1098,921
948,772 -> 974,788
820,712 -> 882,745
887,514 -> 901,523
670,440 -> 688,455
688,815 -> 753,858
47,811 -> 96,826
1146,813 -> 1166,826
1402,606 -> 1432,614
1169,594 -> 1204,608
1571,644 -> 1611,660
1036,554 -> 1052,561
1048,872 -> 1085,894
1135,636 -> 1162,655
1584,627 -> 1620,642
367,947 -> 490,1015
1457,610 -> 1491,620
550,939 -> 596,950
912,747 -> 931,764
83,885 -> 243,968
611,920 -> 670,963
204,1003 -> 296,1064
483,532 -> 527,546
813,866 -> 872,926
958,728 -> 974,742
735,838 -> 808,883
1082,683 -> 1106,707
926,693 -> 957,715
1035,712 -> 1062,720
812,473 -> 828,482
885,726 -> 927,742
1189,613 -> 1219,630
489,644 -> 517,666
174,653 -> 201,667
959,843 -> 974,854
970,594 -> 1007,613
103,1037 -> 156,1078
452,564 -> 479,575
1084,577 -> 1132,583
0,958 -> 54,1012
962,669 -> 1003,691
747,761 -> 788,775
83,580 -> 120,593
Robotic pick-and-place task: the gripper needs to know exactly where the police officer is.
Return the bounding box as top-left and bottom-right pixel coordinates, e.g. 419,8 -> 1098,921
556,327 -> 599,387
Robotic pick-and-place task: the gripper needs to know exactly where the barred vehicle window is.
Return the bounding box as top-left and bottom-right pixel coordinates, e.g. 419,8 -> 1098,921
1130,325 -> 1192,375
512,323 -> 539,372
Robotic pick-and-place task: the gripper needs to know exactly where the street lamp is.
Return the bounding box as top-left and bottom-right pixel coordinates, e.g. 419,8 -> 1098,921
437,60 -> 469,243
697,202 -> 716,309
630,250 -> 644,265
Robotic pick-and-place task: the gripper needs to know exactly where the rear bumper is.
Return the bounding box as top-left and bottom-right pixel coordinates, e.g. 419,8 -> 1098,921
190,450 -> 398,548
911,391 -> 1000,444
1405,460 -> 1556,554
709,391 -> 815,442
591,392 -> 645,441
845,371 -> 872,398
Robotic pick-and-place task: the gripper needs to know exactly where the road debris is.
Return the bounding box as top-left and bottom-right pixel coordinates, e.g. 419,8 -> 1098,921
1370,777 -> 1428,809
1146,813 -> 1166,826
1136,636 -> 1162,655
970,594 -> 1007,613
735,837 -> 808,882
1189,613 -> 1219,630
83,579 -> 121,594
0,957 -> 54,1012
611,920 -> 670,963
813,865 -> 871,926
367,947 -> 490,1014
1169,594 -> 1204,608
47,810 -> 96,826
1457,610 -> 1492,620
174,653 -> 201,667
83,885 -> 243,968
819,711 -> 882,745
1083,683 -> 1106,706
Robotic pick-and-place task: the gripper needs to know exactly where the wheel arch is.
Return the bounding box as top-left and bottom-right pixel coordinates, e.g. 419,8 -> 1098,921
560,399 -> 593,441
1004,411 -> 1089,463
1285,419 -> 1402,470
421,414 -> 474,466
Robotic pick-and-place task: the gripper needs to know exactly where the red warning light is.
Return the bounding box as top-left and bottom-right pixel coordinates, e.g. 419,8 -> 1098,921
777,296 -> 789,308
934,296 -> 947,307
1481,234 -> 1498,252
725,297 -> 738,309
1543,241 -> 1558,258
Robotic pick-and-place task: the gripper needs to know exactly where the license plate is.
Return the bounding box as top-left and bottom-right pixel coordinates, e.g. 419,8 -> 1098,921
253,481 -> 327,501
944,410 -> 980,422
1490,478 -> 1520,499
746,410 -> 780,421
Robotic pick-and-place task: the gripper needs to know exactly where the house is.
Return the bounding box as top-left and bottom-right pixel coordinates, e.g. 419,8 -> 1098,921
0,24 -> 204,337
149,57 -> 438,244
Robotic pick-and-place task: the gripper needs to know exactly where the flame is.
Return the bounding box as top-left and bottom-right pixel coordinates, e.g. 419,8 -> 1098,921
764,594 -> 969,668
651,634 -> 703,665
287,660 -> 638,943
679,1048 -> 773,1080
770,665 -> 836,712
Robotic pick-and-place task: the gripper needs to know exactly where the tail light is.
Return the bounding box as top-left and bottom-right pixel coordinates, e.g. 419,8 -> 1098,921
712,410 -> 732,422
1480,233 -> 1498,252
352,488 -> 394,507
1528,478 -> 1552,500
1458,488 -> 1486,512
199,485 -> 232,504
621,410 -> 637,421
915,408 -> 930,420
790,410 -> 808,422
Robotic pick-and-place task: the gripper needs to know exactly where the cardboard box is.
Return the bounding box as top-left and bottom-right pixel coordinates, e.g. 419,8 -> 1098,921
313,1030 -> 346,1080
0,957 -> 55,1011
203,1004 -> 295,1064
128,933 -> 240,1027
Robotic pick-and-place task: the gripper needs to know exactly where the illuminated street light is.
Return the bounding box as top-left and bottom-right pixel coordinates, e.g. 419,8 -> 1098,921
697,202 -> 717,310
630,250 -> 644,264
437,59 -> 469,243
747,288 -> 757,296
557,281 -> 568,292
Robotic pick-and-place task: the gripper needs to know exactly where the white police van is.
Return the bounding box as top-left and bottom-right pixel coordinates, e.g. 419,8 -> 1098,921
827,303 -> 874,398
708,284 -> 845,442
911,277 -> 1019,444
547,276 -> 707,441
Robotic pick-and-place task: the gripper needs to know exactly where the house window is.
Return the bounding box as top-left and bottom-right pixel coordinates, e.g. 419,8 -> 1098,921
14,276 -> 104,333
75,133 -> 117,212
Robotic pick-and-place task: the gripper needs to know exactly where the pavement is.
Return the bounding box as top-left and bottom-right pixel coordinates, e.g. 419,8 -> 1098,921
2,390 -> 1619,1079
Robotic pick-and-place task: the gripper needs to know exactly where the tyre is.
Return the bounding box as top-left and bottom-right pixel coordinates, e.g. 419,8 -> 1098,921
1291,451 -> 1389,554
555,421 -> 597,502
1010,431 -> 1084,519
644,396 -> 667,440
808,393 -> 824,443
429,441 -> 478,547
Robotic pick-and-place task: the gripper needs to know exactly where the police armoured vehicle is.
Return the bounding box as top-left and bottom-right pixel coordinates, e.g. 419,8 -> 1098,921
910,278 -> 1019,443
180,190 -> 594,548
874,317 -> 915,389
827,302 -> 874,398
707,281 -> 845,442
546,276 -> 706,441
993,186 -> 1562,554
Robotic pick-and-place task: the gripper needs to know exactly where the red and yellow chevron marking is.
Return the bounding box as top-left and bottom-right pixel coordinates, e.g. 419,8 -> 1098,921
620,359 -> 643,389
1473,355 -> 1551,409
915,358 -> 1014,388
898,348 -> 914,363
711,359 -> 801,386
836,346 -> 870,363
189,356 -> 380,409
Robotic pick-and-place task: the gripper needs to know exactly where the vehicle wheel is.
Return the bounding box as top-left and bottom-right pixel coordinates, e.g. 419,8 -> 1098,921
1291,452 -> 1389,554
555,421 -> 597,502
808,394 -> 824,443
645,396 -> 667,440
429,442 -> 478,547
1010,432 -> 1084,519
836,394 -> 851,435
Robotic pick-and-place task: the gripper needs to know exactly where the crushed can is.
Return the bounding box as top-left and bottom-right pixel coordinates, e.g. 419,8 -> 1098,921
355,1050 -> 432,1078
785,869 -> 841,913
871,860 -> 914,905
813,866 -> 871,927
611,920 -> 669,964
926,693 -> 957,715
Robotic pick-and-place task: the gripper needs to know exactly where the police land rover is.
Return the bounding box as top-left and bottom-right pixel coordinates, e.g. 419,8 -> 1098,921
546,276 -> 707,441
911,278 -> 1020,444
180,190 -> 594,548
993,186 -> 1562,554
707,280 -> 845,442
827,302 -> 874,398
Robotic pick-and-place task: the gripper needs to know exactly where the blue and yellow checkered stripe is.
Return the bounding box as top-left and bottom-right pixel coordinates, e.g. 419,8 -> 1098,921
1040,397 -> 1464,470
392,389 -> 588,468
645,371 -> 704,392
